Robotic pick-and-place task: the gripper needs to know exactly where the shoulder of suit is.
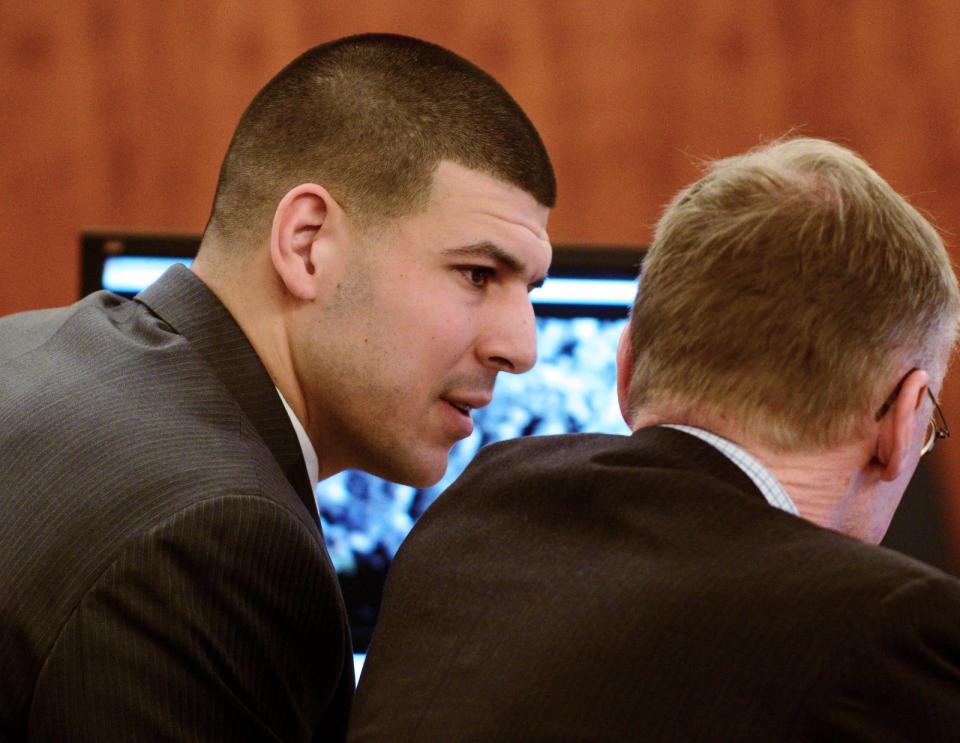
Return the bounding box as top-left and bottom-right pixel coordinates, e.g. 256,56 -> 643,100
476,432 -> 631,466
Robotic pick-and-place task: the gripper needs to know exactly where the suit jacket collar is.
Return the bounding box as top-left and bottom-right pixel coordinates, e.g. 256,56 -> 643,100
631,425 -> 769,505
135,264 -> 319,523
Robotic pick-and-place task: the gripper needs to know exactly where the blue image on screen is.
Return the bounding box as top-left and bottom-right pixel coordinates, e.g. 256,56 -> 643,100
94,248 -> 639,653
319,315 -> 629,568
321,277 -> 635,650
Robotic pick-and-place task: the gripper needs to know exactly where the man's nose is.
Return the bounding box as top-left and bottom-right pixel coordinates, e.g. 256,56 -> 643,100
478,294 -> 538,374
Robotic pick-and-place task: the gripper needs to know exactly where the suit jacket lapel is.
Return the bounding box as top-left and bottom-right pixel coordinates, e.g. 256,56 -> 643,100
135,265 -> 320,523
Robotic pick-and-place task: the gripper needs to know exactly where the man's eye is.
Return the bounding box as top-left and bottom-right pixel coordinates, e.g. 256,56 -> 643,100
460,266 -> 495,288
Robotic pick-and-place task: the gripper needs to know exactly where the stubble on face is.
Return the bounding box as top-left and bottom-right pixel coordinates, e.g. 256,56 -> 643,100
289,162 -> 551,487
287,225 -> 460,487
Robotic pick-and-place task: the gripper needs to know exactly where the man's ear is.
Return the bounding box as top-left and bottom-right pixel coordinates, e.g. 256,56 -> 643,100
875,368 -> 930,481
270,183 -> 344,301
616,322 -> 635,428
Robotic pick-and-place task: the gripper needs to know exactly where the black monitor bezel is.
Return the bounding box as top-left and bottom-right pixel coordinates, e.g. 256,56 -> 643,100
80,230 -> 644,299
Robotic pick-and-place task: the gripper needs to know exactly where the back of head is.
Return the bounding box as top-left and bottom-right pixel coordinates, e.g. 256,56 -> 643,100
626,137 -> 960,450
205,33 -> 556,250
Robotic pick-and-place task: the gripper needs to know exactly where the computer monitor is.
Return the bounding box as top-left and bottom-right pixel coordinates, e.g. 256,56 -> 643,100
80,230 -> 957,675
80,231 -> 644,653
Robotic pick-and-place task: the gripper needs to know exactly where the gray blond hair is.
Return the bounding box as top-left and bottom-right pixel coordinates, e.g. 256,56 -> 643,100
627,137 -> 960,450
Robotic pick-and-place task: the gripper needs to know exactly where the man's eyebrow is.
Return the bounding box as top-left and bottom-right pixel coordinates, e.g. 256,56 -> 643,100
442,242 -> 546,287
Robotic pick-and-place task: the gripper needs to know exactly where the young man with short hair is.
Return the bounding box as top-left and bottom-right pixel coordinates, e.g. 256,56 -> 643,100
0,33 -> 554,742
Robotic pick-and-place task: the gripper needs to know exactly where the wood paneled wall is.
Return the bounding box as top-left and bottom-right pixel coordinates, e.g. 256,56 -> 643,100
5,0 -> 960,560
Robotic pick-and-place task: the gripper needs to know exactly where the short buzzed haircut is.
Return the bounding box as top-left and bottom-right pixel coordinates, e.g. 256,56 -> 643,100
205,33 -> 556,248
627,137 -> 960,451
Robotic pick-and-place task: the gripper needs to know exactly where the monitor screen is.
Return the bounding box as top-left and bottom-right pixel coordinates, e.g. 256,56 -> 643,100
80,231 -> 956,675
81,232 -> 643,654
326,252 -> 640,651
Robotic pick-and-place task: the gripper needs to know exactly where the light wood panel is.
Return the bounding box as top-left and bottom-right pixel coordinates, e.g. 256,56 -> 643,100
4,0 -> 960,561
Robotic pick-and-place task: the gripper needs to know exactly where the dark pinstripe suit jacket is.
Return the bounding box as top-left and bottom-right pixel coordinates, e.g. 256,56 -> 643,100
350,429 -> 960,742
0,266 -> 353,742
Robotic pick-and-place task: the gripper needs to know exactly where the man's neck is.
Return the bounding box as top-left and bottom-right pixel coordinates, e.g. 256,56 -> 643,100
193,247 -> 301,414
748,447 -> 862,532
633,409 -> 875,538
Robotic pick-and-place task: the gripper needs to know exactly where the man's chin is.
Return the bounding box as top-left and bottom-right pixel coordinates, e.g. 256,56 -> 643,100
373,453 -> 449,490
398,465 -> 448,490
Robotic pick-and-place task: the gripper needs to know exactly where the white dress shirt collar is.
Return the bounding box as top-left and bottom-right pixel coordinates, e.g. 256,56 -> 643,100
276,388 -> 319,492
662,424 -> 799,515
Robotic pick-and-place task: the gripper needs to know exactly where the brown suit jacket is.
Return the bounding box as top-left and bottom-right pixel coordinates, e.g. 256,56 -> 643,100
351,429 -> 960,741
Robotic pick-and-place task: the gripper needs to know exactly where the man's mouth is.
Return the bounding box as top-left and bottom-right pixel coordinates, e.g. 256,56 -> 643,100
440,391 -> 491,439
442,391 -> 493,416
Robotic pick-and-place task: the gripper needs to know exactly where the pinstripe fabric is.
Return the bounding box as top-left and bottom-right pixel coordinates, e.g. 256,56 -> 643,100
350,428 -> 960,741
0,266 -> 353,742
137,267 -> 319,523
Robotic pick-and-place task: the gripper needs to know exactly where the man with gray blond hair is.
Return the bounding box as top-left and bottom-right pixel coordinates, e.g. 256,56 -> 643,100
350,138 -> 960,741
